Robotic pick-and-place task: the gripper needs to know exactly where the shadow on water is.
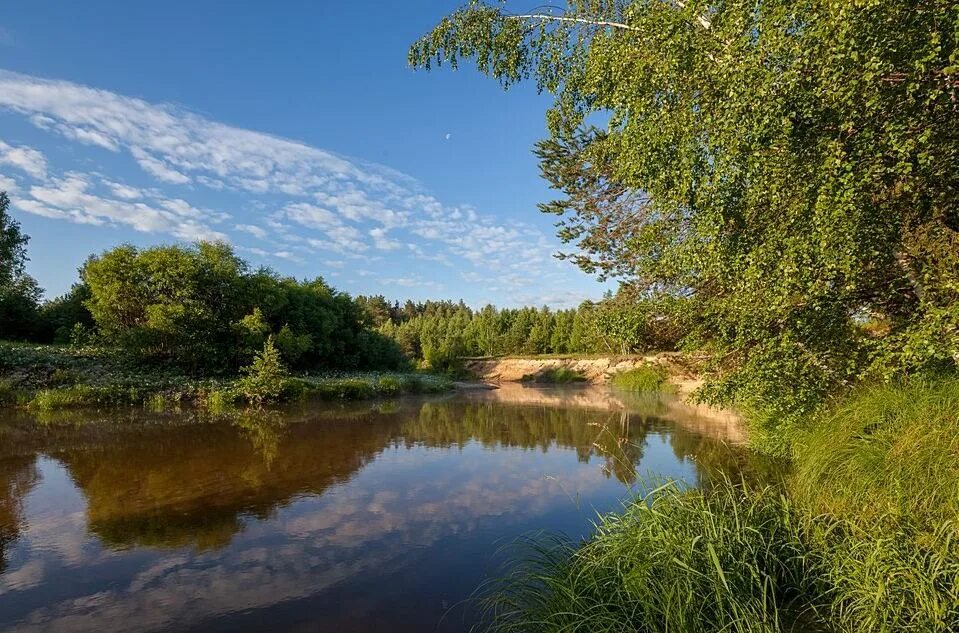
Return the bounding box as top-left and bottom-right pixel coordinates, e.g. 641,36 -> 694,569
0,386 -> 777,633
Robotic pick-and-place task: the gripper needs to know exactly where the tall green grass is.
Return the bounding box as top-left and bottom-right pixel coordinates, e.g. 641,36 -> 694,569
609,365 -> 671,392
791,377 -> 959,632
792,377 -> 959,528
483,481 -> 817,633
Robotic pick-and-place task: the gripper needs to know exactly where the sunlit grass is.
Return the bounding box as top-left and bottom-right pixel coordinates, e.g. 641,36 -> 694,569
482,480 -> 815,633
609,365 -> 672,393
792,376 -> 959,528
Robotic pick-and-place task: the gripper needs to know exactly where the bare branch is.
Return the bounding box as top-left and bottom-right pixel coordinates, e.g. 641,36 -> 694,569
507,13 -> 641,32
508,1 -> 714,34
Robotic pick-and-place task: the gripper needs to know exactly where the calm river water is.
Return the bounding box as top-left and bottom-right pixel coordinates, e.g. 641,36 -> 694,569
0,384 -> 753,633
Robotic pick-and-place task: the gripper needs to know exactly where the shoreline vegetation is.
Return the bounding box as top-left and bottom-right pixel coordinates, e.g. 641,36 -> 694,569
0,0 -> 956,628
0,341 -> 452,411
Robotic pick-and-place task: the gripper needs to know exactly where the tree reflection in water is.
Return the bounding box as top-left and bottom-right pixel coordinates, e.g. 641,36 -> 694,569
0,388 -> 760,554
0,454 -> 39,574
0,388 -> 777,633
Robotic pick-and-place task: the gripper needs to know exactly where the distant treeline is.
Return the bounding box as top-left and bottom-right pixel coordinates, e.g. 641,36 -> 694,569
354,292 -> 686,372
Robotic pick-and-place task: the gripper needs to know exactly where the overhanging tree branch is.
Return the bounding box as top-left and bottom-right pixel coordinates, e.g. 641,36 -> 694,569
507,13 -> 641,32
507,1 -> 713,33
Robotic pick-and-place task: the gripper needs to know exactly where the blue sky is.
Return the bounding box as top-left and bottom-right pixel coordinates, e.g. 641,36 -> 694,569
0,1 -> 607,307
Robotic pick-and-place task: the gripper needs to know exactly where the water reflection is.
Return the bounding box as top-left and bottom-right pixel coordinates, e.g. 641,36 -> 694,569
0,387 -> 760,633
0,455 -> 39,574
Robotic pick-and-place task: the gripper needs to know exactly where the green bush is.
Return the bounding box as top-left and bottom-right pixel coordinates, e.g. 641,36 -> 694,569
80,242 -> 410,373
609,365 -> 670,392
237,337 -> 289,405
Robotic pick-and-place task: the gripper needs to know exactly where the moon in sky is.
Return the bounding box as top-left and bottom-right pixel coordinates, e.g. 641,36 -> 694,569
445,133 -> 451,140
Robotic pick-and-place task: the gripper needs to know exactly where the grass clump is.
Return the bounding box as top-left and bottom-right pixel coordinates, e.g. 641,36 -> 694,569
28,385 -> 141,410
610,365 -> 671,393
521,367 -> 588,384
792,377 -> 959,528
485,481 -> 815,633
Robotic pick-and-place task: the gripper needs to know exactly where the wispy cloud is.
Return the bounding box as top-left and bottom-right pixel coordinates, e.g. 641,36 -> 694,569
0,69 -> 595,305
21,172 -> 228,241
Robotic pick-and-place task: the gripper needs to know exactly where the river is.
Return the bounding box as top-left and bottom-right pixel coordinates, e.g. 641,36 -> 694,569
0,385 -> 759,633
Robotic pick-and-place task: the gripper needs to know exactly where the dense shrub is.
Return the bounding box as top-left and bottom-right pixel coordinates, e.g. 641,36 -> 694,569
34,283 -> 96,343
80,242 -> 407,373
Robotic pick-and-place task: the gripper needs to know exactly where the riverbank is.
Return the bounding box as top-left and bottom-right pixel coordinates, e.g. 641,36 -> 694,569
464,353 -> 703,392
463,354 -> 740,428
0,341 -> 453,411
485,375 -> 959,633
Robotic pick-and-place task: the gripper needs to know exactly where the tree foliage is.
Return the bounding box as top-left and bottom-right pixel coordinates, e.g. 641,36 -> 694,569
81,242 -> 407,372
0,192 -> 41,340
412,0 -> 959,431
237,336 -> 289,404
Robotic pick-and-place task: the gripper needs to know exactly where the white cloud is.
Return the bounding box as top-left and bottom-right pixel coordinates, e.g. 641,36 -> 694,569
235,224 -> 267,239
105,180 -> 145,200
0,139 -> 47,178
130,147 -> 191,184
369,227 -> 400,251
18,172 -> 228,242
381,276 -> 444,291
